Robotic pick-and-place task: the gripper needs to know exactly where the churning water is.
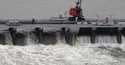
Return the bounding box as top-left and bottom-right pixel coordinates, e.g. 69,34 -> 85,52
0,33 -> 125,65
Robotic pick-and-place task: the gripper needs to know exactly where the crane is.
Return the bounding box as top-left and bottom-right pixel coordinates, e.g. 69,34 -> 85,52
68,0 -> 85,21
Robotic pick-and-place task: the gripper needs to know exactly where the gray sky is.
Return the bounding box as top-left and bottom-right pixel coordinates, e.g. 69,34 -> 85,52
0,0 -> 124,19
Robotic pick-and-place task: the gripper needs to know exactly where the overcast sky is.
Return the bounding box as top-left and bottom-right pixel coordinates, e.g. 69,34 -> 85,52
0,0 -> 124,19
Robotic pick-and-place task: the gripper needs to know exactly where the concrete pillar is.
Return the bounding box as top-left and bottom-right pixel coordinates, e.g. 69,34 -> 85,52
67,32 -> 77,46
117,28 -> 122,44
8,28 -> 16,45
72,33 -> 77,45
35,28 -> 43,43
90,28 -> 96,43
0,33 -> 6,45
4,31 -> 13,45
64,29 -> 72,45
63,28 -> 76,45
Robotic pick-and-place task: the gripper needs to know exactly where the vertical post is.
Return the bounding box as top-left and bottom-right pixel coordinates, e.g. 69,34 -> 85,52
39,29 -> 43,43
117,28 -> 122,44
90,28 -> 96,43
0,34 -> 6,45
9,28 -> 16,45
35,28 -> 43,43
65,29 -> 72,45
72,32 -> 77,45
62,28 -> 74,45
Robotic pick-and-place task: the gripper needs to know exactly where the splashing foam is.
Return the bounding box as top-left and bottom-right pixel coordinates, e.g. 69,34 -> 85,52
0,42 -> 124,65
0,34 -> 125,65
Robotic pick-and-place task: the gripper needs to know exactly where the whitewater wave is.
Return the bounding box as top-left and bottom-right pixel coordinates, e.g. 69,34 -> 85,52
0,32 -> 124,65
0,43 -> 124,65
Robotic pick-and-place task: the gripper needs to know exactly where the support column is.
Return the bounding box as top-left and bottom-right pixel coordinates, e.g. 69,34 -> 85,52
65,29 -> 72,45
0,33 -> 6,45
9,28 -> 16,45
117,28 -> 122,44
63,28 -> 77,45
72,33 -> 77,45
35,28 -> 43,43
90,28 -> 96,43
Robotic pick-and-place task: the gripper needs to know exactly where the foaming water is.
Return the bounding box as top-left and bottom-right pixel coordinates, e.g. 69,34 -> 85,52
77,36 -> 91,44
0,33 -> 125,65
96,35 -> 117,43
0,43 -> 124,65
26,32 -> 37,45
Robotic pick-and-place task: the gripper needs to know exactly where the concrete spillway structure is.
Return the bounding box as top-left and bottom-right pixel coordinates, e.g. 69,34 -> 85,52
0,18 -> 124,45
0,0 -> 124,45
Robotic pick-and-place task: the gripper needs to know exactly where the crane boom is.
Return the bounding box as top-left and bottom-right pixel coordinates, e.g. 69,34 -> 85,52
76,0 -> 83,17
78,0 -> 82,8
